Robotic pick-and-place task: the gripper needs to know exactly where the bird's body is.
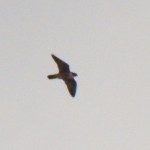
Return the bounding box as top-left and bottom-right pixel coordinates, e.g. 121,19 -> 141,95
47,54 -> 77,97
48,72 -> 75,80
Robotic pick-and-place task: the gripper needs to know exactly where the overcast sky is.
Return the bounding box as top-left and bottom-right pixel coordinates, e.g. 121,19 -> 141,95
1,0 -> 150,150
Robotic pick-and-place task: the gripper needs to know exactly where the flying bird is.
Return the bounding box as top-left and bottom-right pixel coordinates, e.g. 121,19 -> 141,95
47,54 -> 77,97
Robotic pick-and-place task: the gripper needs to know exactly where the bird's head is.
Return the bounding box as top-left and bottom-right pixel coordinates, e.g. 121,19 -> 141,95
72,72 -> 78,77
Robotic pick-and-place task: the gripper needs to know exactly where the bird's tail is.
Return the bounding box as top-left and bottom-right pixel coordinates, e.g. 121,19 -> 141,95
47,74 -> 58,79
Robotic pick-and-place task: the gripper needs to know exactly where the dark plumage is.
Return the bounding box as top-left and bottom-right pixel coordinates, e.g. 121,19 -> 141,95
47,54 -> 77,97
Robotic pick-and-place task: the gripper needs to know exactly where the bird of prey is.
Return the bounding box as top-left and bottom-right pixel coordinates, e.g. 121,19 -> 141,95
47,54 -> 77,97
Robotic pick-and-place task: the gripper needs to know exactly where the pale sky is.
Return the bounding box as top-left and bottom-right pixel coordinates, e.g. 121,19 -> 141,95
1,0 -> 150,150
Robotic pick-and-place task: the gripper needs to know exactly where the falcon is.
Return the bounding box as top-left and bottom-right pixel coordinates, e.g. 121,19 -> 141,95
47,54 -> 77,97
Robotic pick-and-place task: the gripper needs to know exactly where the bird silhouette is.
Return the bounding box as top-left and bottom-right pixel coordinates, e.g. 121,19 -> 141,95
47,54 -> 77,97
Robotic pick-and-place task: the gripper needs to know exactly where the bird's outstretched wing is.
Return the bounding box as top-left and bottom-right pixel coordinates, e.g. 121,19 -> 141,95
51,54 -> 70,73
64,79 -> 77,97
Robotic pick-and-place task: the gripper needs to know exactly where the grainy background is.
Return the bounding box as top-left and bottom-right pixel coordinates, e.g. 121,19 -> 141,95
1,0 -> 150,149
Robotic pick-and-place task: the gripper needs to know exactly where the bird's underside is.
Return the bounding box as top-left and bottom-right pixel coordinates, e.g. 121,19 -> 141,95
47,54 -> 77,97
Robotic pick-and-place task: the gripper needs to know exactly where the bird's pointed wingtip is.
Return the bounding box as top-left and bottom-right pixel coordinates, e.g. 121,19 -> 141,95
51,54 -> 57,59
70,92 -> 76,97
